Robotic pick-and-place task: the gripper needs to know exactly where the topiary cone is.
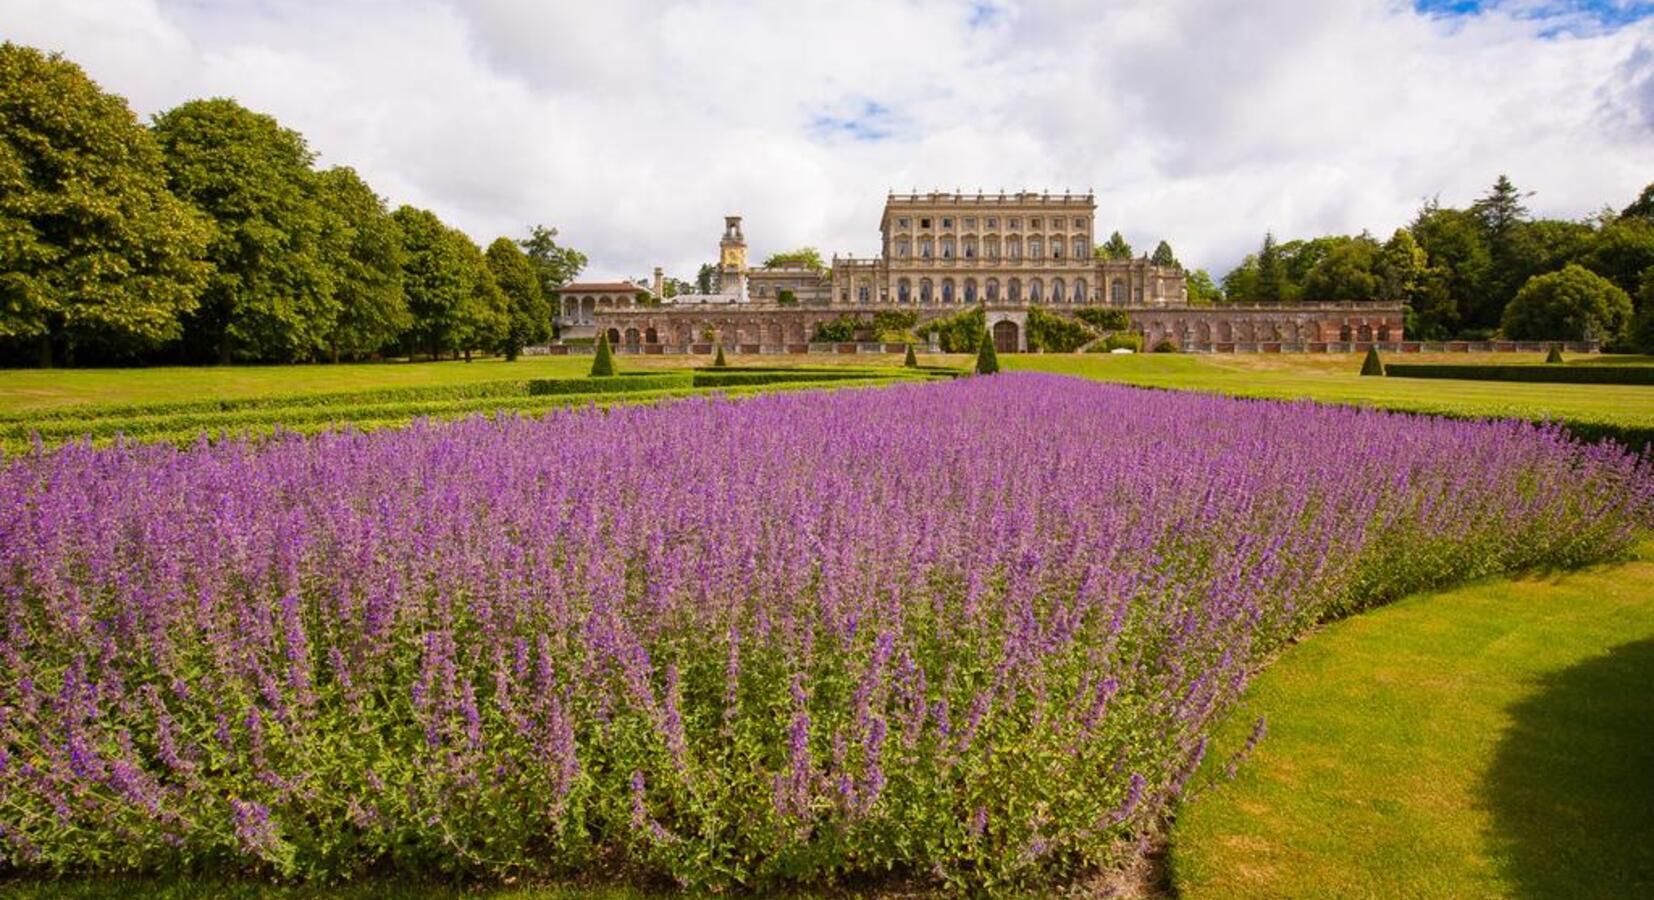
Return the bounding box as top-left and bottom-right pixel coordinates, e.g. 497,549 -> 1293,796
903,344 -> 918,368
713,343 -> 728,368
1359,345 -> 1384,377
1545,343 -> 1564,364
590,332 -> 617,377
974,329 -> 1001,375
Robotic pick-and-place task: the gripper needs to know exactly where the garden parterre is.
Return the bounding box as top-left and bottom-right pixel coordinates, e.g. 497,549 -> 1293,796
0,374 -> 1649,892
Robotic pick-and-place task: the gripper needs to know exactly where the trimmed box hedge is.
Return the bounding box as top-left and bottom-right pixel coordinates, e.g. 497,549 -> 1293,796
1384,364 -> 1654,385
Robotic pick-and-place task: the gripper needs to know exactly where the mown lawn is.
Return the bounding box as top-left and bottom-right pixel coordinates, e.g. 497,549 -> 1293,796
1004,352 -> 1654,435
1170,541 -> 1654,899
0,353 -> 917,415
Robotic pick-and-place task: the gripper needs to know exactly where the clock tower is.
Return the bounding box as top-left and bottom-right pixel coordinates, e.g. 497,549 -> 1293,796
718,215 -> 748,301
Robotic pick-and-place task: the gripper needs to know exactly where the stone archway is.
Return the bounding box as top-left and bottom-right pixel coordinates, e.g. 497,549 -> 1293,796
992,320 -> 1019,353
606,327 -> 621,346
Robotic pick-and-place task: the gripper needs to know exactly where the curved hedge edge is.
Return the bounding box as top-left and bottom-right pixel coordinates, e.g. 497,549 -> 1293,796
1385,364 -> 1654,386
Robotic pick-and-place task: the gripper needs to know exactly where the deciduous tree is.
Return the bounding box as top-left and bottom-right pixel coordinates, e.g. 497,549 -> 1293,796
153,98 -> 334,363
0,43 -> 210,366
1501,264 -> 1633,343
315,166 -> 406,362
485,237 -> 547,360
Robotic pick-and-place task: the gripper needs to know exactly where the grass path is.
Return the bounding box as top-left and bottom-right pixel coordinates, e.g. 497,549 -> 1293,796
1170,542 -> 1654,899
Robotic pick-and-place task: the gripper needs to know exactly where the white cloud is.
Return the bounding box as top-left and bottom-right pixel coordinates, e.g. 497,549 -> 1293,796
4,0 -> 1651,279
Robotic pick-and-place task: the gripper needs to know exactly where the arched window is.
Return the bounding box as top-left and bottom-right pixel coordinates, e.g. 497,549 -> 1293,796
1008,278 -> 1021,301
1052,278 -> 1066,303
964,278 -> 977,302
1006,236 -> 1022,260
1029,237 -> 1043,259
1029,278 -> 1043,302
941,237 -> 955,259
919,237 -> 934,259
1073,278 -> 1087,303
898,278 -> 911,302
919,278 -> 933,302
986,278 -> 999,301
941,278 -> 954,303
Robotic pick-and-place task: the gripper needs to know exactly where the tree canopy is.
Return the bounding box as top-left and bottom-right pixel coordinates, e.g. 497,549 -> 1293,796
1501,264 -> 1633,343
761,247 -> 826,271
315,166 -> 407,362
1095,231 -> 1133,260
0,43 -> 210,366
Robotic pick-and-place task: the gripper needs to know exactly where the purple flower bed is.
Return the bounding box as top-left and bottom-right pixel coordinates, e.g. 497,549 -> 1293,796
1,374 -> 1649,890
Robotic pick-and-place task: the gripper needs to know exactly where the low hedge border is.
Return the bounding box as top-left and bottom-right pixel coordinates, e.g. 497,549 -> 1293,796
1384,364 -> 1654,386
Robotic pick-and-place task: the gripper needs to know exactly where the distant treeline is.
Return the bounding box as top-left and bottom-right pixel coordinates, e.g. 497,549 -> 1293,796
1216,175 -> 1654,349
0,42 -> 589,368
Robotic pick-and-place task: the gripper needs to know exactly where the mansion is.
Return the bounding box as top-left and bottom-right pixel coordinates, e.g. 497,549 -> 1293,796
556,191 -> 1404,352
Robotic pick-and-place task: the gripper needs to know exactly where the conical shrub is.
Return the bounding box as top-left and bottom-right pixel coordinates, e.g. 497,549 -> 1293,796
1359,345 -> 1384,377
1545,343 -> 1564,364
713,343 -> 728,368
590,332 -> 616,377
974,329 -> 1000,375
903,344 -> 918,368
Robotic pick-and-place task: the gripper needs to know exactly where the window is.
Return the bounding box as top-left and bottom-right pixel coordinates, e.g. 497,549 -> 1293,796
1074,217 -> 1085,228
942,217 -> 953,228
963,217 -> 976,228
986,217 -> 998,228
898,217 -> 910,228
1073,237 -> 1086,259
1008,218 -> 1020,229
920,217 -> 931,228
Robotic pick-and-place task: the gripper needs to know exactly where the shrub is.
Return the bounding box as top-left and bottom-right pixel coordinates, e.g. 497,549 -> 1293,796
904,344 -> 918,368
927,307 -> 987,353
591,332 -> 616,376
1546,343 -> 1564,364
1089,333 -> 1143,353
776,289 -> 798,306
1026,307 -> 1097,353
0,377 -> 1646,892
974,328 -> 1001,374
1360,346 -> 1385,376
811,315 -> 860,343
1382,364 -> 1654,386
713,343 -> 728,367
1075,308 -> 1130,332
1152,339 -> 1178,353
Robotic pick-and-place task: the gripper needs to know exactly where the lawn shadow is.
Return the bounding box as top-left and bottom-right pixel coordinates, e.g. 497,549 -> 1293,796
1479,637 -> 1654,898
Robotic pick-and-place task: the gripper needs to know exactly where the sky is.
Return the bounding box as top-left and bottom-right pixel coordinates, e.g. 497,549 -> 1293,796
4,0 -> 1654,282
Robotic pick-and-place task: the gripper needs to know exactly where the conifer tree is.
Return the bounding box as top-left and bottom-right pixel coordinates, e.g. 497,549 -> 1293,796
713,343 -> 727,367
1545,343 -> 1564,364
590,330 -> 616,376
1360,346 -> 1385,376
974,329 -> 1000,375
903,343 -> 918,368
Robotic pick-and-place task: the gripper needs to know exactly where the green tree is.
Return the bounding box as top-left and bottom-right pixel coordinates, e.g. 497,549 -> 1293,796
973,328 -> 1000,374
1411,202 -> 1492,333
695,263 -> 716,295
485,237 -> 547,360
393,206 -> 471,359
1185,268 -> 1222,304
1501,264 -> 1633,342
153,98 -> 334,363
449,230 -> 507,360
1221,255 -> 1259,302
519,225 -> 587,298
1095,231 -> 1133,260
315,166 -> 406,362
1150,240 -> 1180,268
1621,182 -> 1654,222
1255,232 -> 1287,302
591,330 -> 616,376
903,343 -> 918,368
1582,217 -> 1654,296
1360,346 -> 1385,376
1300,235 -> 1380,300
0,43 -> 210,366
1376,228 -> 1427,303
1629,271 -> 1654,353
712,343 -> 727,367
761,247 -> 826,271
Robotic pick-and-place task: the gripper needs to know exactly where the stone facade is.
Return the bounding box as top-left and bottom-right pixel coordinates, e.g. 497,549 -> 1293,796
555,190 -> 1405,351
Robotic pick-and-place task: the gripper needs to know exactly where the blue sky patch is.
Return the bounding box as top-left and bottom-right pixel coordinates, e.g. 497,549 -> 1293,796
1415,0 -> 1654,30
808,100 -> 901,143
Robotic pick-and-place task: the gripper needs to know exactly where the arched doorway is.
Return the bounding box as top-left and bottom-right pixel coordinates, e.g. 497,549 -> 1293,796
645,327 -> 659,344
606,327 -> 621,345
993,320 -> 1019,353
624,327 -> 641,345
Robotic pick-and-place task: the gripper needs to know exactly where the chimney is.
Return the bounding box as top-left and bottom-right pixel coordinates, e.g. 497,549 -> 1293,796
653,266 -> 664,300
